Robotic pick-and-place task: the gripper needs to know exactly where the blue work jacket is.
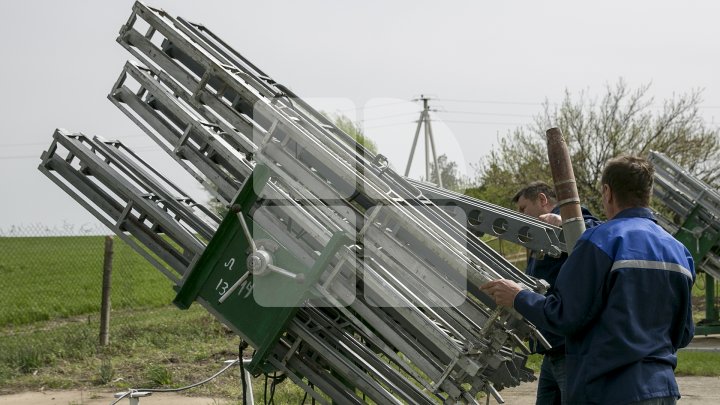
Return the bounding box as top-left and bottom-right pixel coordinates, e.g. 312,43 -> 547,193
515,207 -> 695,404
525,206 -> 601,354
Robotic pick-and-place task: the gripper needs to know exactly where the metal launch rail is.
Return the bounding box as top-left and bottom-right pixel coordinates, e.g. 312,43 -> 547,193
37,2 -> 590,403
649,151 -> 720,335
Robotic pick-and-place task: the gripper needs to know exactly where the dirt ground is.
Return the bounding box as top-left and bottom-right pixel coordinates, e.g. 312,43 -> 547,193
0,377 -> 718,404
2,336 -> 719,405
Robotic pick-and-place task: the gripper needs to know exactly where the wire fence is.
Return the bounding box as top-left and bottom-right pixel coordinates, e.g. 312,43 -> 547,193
0,224 -> 227,390
0,223 -> 176,328
0,223 -> 529,326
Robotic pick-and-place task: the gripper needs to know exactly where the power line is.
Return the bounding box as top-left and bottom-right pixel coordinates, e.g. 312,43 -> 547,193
364,122 -> 415,130
364,119 -> 530,129
432,98 -> 720,110
345,106 -> 536,122
335,100 -> 412,113
435,120 -> 529,126
435,98 -> 544,106
435,110 -> 534,118
361,112 -> 420,122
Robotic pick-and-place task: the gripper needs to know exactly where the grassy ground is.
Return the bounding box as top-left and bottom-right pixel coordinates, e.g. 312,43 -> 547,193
1,236 -> 718,403
0,305 -> 537,404
0,236 -> 175,326
0,306 -> 308,403
1,304 -> 717,404
0,231 -> 307,402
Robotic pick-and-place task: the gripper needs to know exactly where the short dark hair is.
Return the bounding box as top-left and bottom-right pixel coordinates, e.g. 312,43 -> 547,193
512,181 -> 557,204
601,155 -> 654,207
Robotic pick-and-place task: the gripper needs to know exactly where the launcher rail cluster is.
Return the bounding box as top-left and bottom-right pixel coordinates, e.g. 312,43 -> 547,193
649,152 -> 720,282
37,2 -> 576,403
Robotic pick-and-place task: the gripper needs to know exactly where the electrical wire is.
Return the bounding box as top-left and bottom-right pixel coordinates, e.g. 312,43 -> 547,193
263,371 -> 286,404
109,357 -> 240,405
269,372 -> 277,404
364,122 -> 416,130
437,120 -> 529,126
335,100 -> 412,112
263,373 -> 269,404
364,120 -> 530,130
436,110 -> 533,118
434,98 -> 543,106
299,382 -> 316,405
360,111 -> 420,122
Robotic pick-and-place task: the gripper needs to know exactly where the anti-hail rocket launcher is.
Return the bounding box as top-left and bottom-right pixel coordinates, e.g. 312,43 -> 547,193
36,2 -> 573,403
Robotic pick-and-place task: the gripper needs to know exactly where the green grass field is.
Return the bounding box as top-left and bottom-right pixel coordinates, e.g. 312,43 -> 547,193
0,236 -> 175,326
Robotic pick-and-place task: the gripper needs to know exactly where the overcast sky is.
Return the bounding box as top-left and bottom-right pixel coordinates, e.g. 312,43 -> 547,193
1,0 -> 718,233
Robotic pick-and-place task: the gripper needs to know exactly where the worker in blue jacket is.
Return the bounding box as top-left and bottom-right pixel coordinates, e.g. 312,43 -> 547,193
483,155 -> 695,405
512,181 -> 601,405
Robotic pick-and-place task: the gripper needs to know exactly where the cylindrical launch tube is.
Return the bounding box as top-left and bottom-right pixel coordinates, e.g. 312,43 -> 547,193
546,127 -> 586,252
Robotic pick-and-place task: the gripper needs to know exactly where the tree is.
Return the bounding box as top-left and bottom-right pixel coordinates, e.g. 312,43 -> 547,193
475,80 -> 720,216
426,154 -> 466,192
464,160 -> 540,209
325,112 -> 378,154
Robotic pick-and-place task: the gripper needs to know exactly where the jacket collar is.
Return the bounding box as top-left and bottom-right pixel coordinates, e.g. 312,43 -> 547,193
612,206 -> 656,222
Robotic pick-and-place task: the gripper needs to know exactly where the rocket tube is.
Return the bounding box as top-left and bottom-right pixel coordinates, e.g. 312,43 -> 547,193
546,127 -> 586,252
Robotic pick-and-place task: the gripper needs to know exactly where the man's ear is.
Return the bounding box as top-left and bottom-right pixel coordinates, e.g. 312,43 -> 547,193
537,192 -> 548,206
604,184 -> 614,205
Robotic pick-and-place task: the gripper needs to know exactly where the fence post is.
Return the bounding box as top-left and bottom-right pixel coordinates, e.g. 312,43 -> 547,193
99,236 -> 113,346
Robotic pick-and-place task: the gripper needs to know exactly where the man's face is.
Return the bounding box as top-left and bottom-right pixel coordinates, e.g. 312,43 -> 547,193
516,193 -> 551,219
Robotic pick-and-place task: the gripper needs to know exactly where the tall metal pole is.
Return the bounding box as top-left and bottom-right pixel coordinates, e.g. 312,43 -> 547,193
405,95 -> 443,187
424,108 -> 430,182
404,113 -> 424,177
427,111 -> 442,188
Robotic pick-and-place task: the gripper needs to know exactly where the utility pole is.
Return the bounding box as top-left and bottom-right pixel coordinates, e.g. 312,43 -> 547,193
404,95 -> 443,187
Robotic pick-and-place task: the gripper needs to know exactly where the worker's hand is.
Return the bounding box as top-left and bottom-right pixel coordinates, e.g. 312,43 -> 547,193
539,213 -> 562,227
480,279 -> 522,308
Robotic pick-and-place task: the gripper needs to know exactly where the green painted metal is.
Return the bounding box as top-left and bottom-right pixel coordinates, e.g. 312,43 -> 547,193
695,275 -> 719,336
695,322 -> 718,337
672,205 -> 720,334
706,274 -> 717,323
173,164 -> 351,373
673,206 -> 720,263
